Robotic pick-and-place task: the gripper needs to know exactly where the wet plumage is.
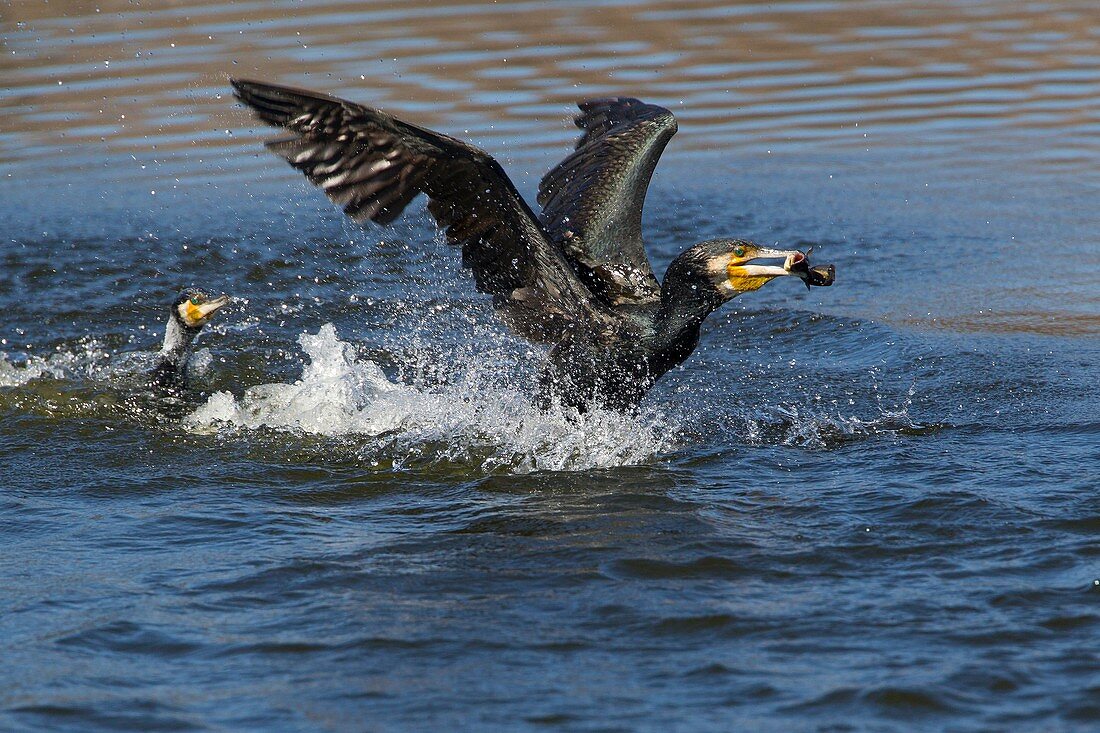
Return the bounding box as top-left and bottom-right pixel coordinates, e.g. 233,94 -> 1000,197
231,79 -> 833,411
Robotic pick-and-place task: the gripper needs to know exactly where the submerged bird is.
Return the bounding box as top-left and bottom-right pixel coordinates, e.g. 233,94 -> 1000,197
231,79 -> 834,411
150,288 -> 231,396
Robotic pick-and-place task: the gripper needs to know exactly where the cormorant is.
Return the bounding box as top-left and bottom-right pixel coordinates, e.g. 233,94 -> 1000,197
150,288 -> 231,395
230,80 -> 834,411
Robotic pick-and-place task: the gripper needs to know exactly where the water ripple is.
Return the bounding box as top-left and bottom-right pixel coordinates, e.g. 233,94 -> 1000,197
4,0 -> 1099,182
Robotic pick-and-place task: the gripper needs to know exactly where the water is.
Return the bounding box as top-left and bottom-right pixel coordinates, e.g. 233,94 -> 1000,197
2,0 -> 1099,730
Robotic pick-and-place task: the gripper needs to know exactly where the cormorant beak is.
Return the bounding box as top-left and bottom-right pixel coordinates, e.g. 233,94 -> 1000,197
758,248 -> 806,270
179,294 -> 232,327
728,249 -> 834,292
724,248 -> 802,294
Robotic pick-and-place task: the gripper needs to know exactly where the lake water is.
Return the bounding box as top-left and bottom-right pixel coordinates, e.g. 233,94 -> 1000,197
2,1 -> 1099,730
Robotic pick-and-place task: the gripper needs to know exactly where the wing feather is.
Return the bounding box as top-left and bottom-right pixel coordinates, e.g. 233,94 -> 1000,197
232,78 -> 606,342
538,98 -> 678,306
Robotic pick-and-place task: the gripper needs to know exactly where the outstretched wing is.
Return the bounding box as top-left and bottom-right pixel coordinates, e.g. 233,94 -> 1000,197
231,78 -> 607,342
538,98 -> 678,306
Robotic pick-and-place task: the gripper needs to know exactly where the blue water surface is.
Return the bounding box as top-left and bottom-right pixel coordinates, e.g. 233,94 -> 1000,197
2,1 -> 1099,730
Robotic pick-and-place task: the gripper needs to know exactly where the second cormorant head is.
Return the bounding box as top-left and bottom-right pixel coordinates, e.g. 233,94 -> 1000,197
152,289 -> 231,394
170,289 -> 232,332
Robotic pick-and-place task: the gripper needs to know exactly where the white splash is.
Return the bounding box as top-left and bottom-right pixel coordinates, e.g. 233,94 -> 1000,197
0,340 -> 211,388
184,324 -> 678,473
0,340 -> 113,387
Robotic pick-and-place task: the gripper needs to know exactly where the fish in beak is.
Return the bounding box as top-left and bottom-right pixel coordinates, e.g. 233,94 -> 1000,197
783,248 -> 836,290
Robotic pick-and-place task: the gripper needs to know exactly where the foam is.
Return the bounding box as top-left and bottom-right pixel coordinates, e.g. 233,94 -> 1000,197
0,340 -> 113,387
184,324 -> 679,472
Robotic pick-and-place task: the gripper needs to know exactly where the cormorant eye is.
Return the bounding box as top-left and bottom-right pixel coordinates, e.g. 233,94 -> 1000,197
733,246 -> 745,258
190,295 -> 202,306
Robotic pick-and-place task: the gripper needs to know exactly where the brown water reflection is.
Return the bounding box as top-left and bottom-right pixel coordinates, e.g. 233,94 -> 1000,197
5,0 -> 1099,171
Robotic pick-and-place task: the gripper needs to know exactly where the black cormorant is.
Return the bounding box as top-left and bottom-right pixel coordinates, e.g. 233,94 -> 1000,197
150,288 -> 230,395
230,80 -> 834,411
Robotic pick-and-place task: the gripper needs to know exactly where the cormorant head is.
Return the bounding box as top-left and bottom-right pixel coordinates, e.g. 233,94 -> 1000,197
707,239 -> 807,298
673,239 -> 833,301
171,288 -> 231,330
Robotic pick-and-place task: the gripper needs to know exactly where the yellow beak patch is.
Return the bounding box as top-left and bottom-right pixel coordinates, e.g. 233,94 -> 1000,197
185,301 -> 207,325
726,263 -> 774,293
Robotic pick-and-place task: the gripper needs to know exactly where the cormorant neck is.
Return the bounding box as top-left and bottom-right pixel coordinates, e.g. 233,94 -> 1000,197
159,316 -> 201,371
655,258 -> 724,345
